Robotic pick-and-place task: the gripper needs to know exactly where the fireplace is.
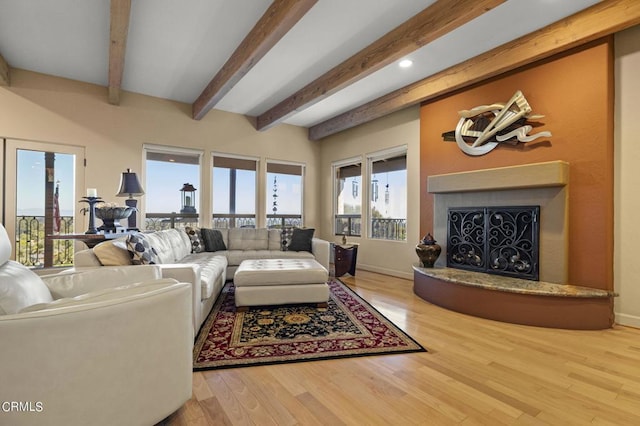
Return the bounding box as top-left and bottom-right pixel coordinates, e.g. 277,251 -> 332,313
414,161 -> 616,330
428,161 -> 569,284
447,206 -> 540,280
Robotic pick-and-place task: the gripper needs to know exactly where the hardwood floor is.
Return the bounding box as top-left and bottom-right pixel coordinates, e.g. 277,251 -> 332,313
162,270 -> 640,425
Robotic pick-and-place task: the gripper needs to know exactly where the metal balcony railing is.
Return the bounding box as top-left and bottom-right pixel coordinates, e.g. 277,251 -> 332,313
370,218 -> 407,241
334,215 -> 407,241
212,214 -> 256,229
145,213 -> 199,231
15,215 -> 74,268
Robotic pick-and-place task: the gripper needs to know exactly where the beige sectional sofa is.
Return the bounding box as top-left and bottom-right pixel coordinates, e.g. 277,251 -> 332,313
74,227 -> 330,332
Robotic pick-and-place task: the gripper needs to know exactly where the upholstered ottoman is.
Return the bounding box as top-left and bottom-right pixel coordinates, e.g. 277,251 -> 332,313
234,259 -> 329,309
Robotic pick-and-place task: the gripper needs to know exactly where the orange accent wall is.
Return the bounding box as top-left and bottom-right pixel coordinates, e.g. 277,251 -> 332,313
420,38 -> 614,291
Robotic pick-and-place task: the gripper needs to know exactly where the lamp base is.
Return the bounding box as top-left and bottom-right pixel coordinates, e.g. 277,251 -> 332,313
125,198 -> 138,229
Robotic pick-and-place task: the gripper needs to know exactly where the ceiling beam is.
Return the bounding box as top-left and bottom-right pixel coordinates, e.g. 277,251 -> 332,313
309,0 -> 640,141
0,52 -> 9,86
255,0 -> 505,131
192,0 -> 318,121
108,0 -> 132,105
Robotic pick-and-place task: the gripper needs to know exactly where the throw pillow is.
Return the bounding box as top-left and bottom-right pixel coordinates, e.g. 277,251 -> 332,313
288,228 -> 315,253
126,233 -> 159,265
201,228 -> 227,252
184,226 -> 204,253
280,227 -> 295,251
93,239 -> 132,265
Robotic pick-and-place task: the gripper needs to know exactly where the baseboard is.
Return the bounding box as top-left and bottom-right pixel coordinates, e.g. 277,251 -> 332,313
615,312 -> 640,329
356,263 -> 413,280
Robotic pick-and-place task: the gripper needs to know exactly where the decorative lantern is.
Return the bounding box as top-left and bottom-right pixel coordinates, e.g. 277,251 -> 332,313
180,183 -> 197,214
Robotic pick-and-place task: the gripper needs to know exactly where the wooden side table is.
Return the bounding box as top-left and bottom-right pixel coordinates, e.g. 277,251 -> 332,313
47,231 -> 136,249
334,244 -> 358,277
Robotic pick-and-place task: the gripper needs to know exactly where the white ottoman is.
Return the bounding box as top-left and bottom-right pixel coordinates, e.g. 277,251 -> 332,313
234,259 -> 330,309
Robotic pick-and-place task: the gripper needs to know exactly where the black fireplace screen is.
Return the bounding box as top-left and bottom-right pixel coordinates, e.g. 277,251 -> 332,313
447,206 -> 540,281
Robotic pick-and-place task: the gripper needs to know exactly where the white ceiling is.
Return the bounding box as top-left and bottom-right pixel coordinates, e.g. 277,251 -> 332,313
0,0 -> 601,128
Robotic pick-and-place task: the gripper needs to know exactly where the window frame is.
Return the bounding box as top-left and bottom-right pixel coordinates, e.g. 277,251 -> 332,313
143,143 -> 203,229
265,159 -> 305,229
211,152 -> 259,229
332,156 -> 362,237
366,145 -> 408,241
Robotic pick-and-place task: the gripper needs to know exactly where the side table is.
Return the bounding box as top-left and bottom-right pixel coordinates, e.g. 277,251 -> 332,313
334,243 -> 358,277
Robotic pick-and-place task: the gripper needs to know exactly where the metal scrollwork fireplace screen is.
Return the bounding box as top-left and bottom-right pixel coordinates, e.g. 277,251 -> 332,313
447,206 -> 540,280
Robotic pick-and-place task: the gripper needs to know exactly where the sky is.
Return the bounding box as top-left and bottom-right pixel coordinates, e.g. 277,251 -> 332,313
338,170 -> 407,219
16,150 -> 75,216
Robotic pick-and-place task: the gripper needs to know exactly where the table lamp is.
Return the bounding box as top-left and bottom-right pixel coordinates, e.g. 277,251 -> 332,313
116,168 -> 145,230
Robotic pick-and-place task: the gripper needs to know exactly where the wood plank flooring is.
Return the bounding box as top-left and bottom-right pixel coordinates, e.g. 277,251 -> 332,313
161,270 -> 640,425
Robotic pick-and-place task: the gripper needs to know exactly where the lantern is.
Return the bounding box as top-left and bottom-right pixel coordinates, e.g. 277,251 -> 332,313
180,183 -> 197,214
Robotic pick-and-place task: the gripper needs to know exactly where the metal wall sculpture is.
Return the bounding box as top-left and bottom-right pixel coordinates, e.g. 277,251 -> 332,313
442,90 -> 552,156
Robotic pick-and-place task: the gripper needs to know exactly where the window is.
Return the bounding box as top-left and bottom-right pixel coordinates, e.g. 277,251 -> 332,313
266,161 -> 303,228
333,159 -> 361,237
212,154 -> 258,228
368,147 -> 407,241
144,145 -> 202,230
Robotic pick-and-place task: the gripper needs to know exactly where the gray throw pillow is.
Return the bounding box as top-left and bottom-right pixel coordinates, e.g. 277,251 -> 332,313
126,233 -> 159,265
184,226 -> 204,253
288,228 -> 314,253
280,227 -> 295,251
201,228 -> 227,252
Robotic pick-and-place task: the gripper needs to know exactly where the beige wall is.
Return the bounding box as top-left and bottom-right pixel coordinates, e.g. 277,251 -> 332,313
319,106 -> 420,279
0,69 -> 320,232
615,25 -> 640,328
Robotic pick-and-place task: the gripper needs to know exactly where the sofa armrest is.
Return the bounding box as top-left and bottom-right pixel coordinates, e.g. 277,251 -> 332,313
0,281 -> 192,426
157,263 -> 202,332
312,238 -> 330,271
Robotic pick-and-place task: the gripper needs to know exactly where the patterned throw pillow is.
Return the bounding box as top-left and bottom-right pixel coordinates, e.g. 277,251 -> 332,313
200,228 -> 227,252
288,228 -> 315,253
126,233 -> 159,265
280,227 -> 295,251
184,226 -> 204,253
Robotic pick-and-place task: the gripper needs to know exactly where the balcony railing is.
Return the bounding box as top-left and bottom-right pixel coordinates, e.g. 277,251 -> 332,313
16,215 -> 74,268
334,215 -> 406,241
371,218 -> 407,241
335,214 -> 361,237
145,213 -> 199,231
146,213 -> 303,230
212,214 -> 256,229
266,214 -> 302,229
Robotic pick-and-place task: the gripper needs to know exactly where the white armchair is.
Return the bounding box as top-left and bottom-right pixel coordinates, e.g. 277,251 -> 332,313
0,224 -> 193,426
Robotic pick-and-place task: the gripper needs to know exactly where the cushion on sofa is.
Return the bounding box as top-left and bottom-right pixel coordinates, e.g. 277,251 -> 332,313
288,228 -> 315,252
181,253 -> 227,300
184,227 -> 204,253
201,228 -> 227,252
127,233 -> 160,265
93,238 -> 131,266
268,229 -> 282,251
0,261 -> 54,314
228,228 -> 268,250
159,229 -> 192,261
42,265 -> 163,299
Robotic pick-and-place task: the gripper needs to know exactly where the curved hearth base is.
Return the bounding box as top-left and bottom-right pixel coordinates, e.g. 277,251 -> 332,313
414,269 -> 614,330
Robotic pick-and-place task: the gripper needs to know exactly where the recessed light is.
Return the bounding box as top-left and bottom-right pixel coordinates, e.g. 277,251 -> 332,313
399,59 -> 413,68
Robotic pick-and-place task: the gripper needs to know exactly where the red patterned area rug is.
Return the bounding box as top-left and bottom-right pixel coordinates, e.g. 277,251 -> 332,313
193,279 -> 425,371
